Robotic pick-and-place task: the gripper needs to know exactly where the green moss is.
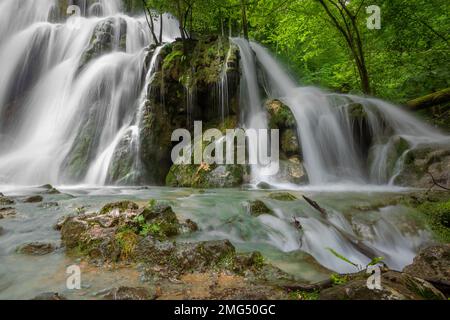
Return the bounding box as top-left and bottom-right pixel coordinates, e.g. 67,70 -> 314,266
115,229 -> 139,260
268,192 -> 298,201
288,290 -> 320,300
99,201 -> 139,215
248,200 -> 273,216
330,273 -> 349,285
417,200 -> 450,242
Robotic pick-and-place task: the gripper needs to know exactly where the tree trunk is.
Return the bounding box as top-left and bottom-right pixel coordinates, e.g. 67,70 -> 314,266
159,13 -> 163,44
142,0 -> 159,44
241,0 -> 249,40
407,88 -> 450,111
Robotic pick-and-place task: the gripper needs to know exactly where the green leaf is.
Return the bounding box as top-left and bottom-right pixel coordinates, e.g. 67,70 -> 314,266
326,247 -> 359,268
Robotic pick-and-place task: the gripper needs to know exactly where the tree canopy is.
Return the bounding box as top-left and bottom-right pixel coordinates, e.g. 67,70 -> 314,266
141,0 -> 449,102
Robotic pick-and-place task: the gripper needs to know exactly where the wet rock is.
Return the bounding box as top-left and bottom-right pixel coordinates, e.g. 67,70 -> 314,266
281,129 -> 300,156
99,200 -> 139,215
246,200 -> 273,217
39,202 -> 59,209
103,287 -> 156,300
32,292 -> 67,300
39,184 -> 61,194
276,156 -> 308,184
319,270 -> 445,300
0,196 -> 15,205
265,99 -> 296,130
0,226 -> 4,236
166,163 -> 249,188
256,182 -> 274,190
60,201 -> 185,260
24,195 -> 43,203
268,192 -> 298,201
0,207 -> 16,219
17,242 -> 57,256
180,219 -> 199,233
394,147 -> 450,189
54,215 -> 72,231
79,18 -> 127,69
403,244 -> 450,295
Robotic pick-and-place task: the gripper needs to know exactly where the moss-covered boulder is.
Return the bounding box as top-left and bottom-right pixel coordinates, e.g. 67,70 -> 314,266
23,195 -> 43,203
266,99 -> 296,130
276,155 -> 308,184
60,200 -> 190,262
246,200 -> 274,217
394,146 -> 450,188
16,242 -> 57,256
0,195 -> 14,205
166,163 -> 249,188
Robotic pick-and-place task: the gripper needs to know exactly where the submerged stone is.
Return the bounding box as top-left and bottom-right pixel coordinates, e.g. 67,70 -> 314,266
0,207 -> 16,219
17,242 -> 57,256
246,200 -> 274,217
268,192 -> 298,201
103,286 -> 156,300
23,195 -> 43,203
0,196 -> 15,205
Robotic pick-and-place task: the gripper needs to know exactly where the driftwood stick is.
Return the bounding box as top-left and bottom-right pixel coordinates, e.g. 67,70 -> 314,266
303,195 -> 328,217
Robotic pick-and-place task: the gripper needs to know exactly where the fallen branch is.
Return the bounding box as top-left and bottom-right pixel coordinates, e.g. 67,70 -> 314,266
303,195 -> 384,259
407,88 -> 450,111
427,171 -> 450,192
303,196 -> 328,217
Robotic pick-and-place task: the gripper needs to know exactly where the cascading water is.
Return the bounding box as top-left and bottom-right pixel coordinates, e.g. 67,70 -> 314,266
249,41 -> 450,186
0,0 -> 179,186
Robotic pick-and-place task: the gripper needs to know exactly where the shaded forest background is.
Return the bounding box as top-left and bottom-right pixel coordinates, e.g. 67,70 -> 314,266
123,0 -> 449,111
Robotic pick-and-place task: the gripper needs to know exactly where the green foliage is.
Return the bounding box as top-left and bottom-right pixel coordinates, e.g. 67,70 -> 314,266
115,229 -> 139,260
288,290 -> 320,300
330,273 -> 348,285
417,200 -> 450,242
326,248 -> 359,269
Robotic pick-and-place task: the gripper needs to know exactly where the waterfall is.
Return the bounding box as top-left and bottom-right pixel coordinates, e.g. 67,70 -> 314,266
248,41 -> 450,186
0,0 -> 179,185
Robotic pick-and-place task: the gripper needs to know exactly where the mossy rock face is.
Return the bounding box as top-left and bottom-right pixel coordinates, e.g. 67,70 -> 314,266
166,163 -> 249,188
266,100 -> 296,130
99,201 -> 139,215
276,155 -> 308,184
268,192 -> 298,201
60,200 -> 188,261
281,129 -> 300,156
247,200 -> 274,217
79,18 -> 127,70
319,270 -> 445,300
0,196 -> 14,205
394,146 -> 450,189
416,200 -> 450,242
403,244 -> 450,295
138,37 -> 241,185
